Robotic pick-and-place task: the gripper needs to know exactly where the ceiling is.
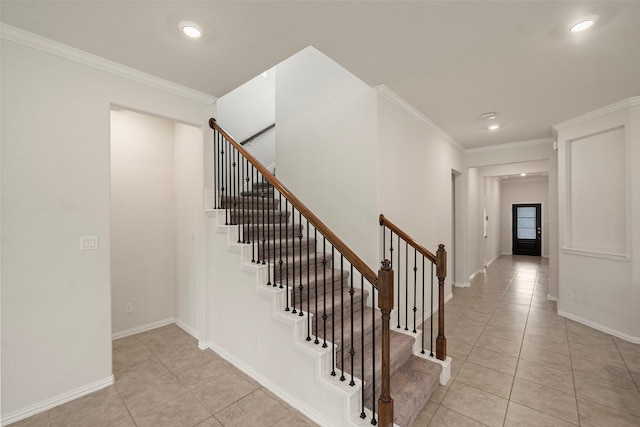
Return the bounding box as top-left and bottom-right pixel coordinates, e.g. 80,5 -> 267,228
2,1 -> 639,149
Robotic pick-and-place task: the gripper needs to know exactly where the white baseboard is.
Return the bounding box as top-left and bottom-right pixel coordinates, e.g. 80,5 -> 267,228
454,282 -> 470,288
558,310 -> 640,344
111,317 -> 175,340
485,254 -> 501,268
469,270 -> 483,281
0,376 -> 114,426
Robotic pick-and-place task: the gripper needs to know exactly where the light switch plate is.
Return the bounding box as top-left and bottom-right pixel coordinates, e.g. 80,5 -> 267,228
80,236 -> 99,251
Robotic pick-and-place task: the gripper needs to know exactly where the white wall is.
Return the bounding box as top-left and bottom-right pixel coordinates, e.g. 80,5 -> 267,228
275,47 -> 379,268
483,176 -> 501,266
500,179 -> 549,257
217,69 -> 276,172
378,88 -> 464,305
0,35 -> 213,422
110,110 -> 177,334
555,98 -> 639,340
174,123 -> 204,333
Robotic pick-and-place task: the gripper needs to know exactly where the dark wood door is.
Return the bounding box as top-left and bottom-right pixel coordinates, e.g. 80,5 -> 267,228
512,204 -> 541,256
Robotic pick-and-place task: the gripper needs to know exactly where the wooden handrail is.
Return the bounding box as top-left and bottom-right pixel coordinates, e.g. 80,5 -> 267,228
210,118 -> 379,287
240,123 -> 275,146
379,214 -> 437,264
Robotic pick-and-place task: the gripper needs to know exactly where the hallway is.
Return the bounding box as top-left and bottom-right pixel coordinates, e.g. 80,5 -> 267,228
413,255 -> 640,426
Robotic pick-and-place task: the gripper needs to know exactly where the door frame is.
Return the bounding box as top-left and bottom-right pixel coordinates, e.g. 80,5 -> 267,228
512,203 -> 542,256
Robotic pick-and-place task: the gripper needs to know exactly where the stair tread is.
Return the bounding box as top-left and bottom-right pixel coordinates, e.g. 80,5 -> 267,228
388,356 -> 442,427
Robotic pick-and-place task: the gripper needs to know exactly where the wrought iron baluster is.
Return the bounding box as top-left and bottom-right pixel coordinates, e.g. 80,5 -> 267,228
360,275 -> 366,420
405,241 -> 409,331
397,234 -> 401,329
371,286 -> 377,426
421,256 -> 425,354
413,248 -> 418,333
298,211 -> 304,317
430,262 -> 434,357
278,192 -> 283,289
306,219 -> 311,340
314,228 -> 319,344
349,264 -> 355,386
291,207 -> 297,314
331,245 -> 336,376
223,137 -> 228,225
340,255 -> 345,381
322,237 -> 327,348
285,200 -> 290,311
261,175 -> 267,264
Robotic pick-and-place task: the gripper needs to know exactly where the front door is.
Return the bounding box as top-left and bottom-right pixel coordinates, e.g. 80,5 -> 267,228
512,204 -> 541,256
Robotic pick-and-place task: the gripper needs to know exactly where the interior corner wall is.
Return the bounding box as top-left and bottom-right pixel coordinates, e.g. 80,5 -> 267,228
1,38 -> 213,420
216,69 -> 276,171
110,110 -> 176,334
274,47 -> 379,268
556,100 -> 638,340
500,179 -> 550,257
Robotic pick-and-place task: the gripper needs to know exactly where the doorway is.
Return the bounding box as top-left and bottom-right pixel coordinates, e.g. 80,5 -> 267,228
512,204 -> 541,256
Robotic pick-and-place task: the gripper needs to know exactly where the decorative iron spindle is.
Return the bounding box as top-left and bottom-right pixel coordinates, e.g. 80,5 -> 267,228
331,245 -> 336,377
349,264 -> 355,386
413,248 -> 418,333
340,255 -> 345,382
371,285 -> 377,426
397,235 -> 401,329
321,238 -> 327,348
261,175 -> 267,264
298,212 -> 304,317
421,257 -> 425,354
430,263 -> 434,357
360,275 -> 366,420
291,207 -> 297,314
314,228 -> 319,345
306,219 -> 312,341
405,241 -> 409,331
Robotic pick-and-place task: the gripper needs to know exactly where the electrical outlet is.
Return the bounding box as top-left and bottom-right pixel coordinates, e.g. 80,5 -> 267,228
80,236 -> 99,251
124,302 -> 133,314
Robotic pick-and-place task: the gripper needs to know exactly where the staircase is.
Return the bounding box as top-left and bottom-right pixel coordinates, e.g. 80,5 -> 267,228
220,181 -> 442,426
209,118 -> 450,426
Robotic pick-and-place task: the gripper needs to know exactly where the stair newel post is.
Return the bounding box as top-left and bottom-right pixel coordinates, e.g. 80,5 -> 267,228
435,244 -> 447,361
378,259 -> 394,427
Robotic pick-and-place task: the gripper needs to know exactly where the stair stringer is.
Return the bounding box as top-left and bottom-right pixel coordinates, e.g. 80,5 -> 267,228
204,210 -> 387,427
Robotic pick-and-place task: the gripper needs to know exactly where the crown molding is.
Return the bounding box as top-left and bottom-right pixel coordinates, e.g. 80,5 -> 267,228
553,96 -> 640,131
377,85 -> 465,152
0,23 -> 217,105
465,137 -> 554,154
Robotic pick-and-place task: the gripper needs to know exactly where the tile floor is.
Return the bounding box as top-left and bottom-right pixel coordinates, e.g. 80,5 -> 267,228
411,255 -> 640,426
10,324 -> 318,427
11,255 -> 640,426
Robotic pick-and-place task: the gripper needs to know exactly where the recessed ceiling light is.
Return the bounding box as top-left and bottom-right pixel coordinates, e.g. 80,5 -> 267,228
179,21 -> 203,38
488,123 -> 500,131
570,15 -> 599,33
520,173 -> 527,177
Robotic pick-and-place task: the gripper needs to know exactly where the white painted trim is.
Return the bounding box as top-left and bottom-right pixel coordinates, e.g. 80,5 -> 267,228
561,247 -> 630,262
469,270 -> 482,281
558,310 -> 640,344
553,96 -> 640,131
111,317 -> 175,340
0,23 -> 216,105
454,282 -> 470,288
377,85 -> 464,151
485,253 -> 501,268
465,137 -> 554,154
0,376 -> 114,426
547,294 -> 558,302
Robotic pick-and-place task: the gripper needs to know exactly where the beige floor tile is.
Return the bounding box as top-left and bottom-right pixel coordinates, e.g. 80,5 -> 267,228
446,326 -> 481,345
566,320 -> 612,339
515,359 -> 575,395
215,389 -> 290,427
567,330 -> 615,350
441,382 -> 508,427
272,411 -> 317,427
119,373 -> 188,417
622,352 -> 640,373
428,383 -> 449,404
527,313 -> 567,330
570,342 -> 627,369
504,401 -> 577,426
481,324 -> 525,344
112,335 -> 142,351
173,352 -> 232,390
614,338 -> 640,358
454,361 -> 514,399
410,401 -> 438,426
525,324 -> 569,341
114,351 -> 170,391
195,417 -> 224,427
571,356 -> 636,390
8,412 -> 50,427
523,331 -> 569,355
426,405 -> 485,427
574,374 -> 640,416
577,397 -> 640,427
510,378 -> 578,424
474,333 -> 522,358
467,346 -> 518,375
133,393 -> 211,427
49,386 -> 135,427
445,337 -> 474,359
191,370 -> 261,414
